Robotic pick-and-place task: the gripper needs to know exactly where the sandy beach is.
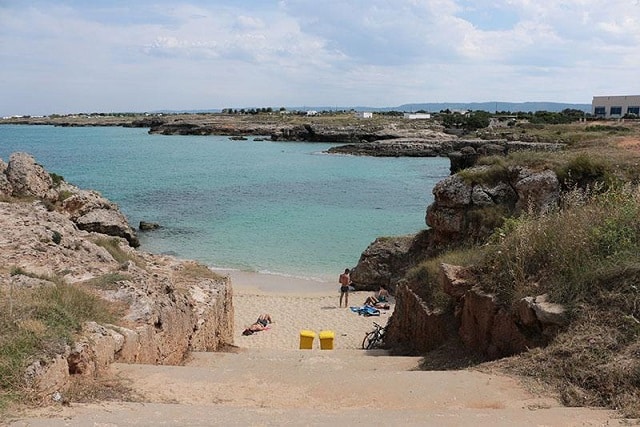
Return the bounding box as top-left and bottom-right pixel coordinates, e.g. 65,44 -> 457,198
223,269 -> 393,350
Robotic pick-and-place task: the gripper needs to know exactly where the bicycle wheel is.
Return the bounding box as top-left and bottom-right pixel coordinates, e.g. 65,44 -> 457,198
362,331 -> 378,350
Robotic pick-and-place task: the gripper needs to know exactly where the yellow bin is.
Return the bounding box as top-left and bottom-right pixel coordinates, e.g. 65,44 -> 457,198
319,330 -> 335,350
299,330 -> 316,350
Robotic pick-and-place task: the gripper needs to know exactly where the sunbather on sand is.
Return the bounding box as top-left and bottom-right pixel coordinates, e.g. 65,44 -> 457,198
242,314 -> 273,335
364,285 -> 390,307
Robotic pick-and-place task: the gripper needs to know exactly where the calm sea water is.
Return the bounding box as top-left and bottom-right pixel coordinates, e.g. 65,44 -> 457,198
0,125 -> 449,282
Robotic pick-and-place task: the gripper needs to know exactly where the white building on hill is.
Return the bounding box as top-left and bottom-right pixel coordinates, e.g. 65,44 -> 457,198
403,113 -> 431,120
355,111 -> 373,118
592,95 -> 640,118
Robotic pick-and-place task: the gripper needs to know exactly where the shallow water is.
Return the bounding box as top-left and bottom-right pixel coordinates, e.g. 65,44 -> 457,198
0,124 -> 449,282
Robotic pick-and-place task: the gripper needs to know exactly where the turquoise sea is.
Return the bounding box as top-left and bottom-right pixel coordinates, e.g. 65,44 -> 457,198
0,125 -> 449,282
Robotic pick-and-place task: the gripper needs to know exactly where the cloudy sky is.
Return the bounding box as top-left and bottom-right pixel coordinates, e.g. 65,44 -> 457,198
1,0 -> 639,116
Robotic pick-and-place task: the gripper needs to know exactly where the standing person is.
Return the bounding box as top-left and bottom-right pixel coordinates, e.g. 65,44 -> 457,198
339,268 -> 352,308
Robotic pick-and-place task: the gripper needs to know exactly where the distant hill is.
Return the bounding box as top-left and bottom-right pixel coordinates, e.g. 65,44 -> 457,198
394,102 -> 591,113
152,101 -> 592,115
279,102 -> 592,114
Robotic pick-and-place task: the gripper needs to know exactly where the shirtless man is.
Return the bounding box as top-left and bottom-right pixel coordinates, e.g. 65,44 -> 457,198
339,268 -> 352,308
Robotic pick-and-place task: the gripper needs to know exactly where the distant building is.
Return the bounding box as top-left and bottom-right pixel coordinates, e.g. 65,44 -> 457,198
592,95 -> 640,118
403,113 -> 431,120
355,111 -> 373,119
306,110 -> 318,116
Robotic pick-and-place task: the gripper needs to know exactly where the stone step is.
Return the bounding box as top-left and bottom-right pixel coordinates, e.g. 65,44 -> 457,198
11,350 -> 625,426
109,350 -> 554,411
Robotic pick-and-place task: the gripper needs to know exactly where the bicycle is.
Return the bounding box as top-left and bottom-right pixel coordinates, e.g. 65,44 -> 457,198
362,321 -> 385,350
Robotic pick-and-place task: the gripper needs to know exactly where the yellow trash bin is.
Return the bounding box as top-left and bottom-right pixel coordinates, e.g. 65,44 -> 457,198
299,330 -> 316,350
319,330 -> 335,350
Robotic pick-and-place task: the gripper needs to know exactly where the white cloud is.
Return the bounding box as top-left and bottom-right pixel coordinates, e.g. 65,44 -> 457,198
0,0 -> 639,115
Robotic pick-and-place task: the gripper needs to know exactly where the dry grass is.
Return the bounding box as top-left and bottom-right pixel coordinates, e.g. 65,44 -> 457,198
468,185 -> 640,417
407,122 -> 640,417
64,374 -> 142,404
92,237 -> 145,268
177,261 -> 224,281
0,272 -> 120,413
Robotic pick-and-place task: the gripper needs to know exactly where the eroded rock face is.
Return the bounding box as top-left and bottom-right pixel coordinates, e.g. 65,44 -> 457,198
353,166 -> 560,291
0,152 -> 140,247
384,263 -> 563,358
426,166 -> 559,245
349,236 -> 414,292
75,208 -> 140,247
0,158 -> 12,196
1,153 -> 234,398
383,284 -> 449,353
514,168 -> 560,214
350,230 -> 435,292
4,152 -> 57,200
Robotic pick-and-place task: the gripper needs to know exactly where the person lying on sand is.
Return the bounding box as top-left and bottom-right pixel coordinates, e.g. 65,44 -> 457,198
242,313 -> 273,335
363,285 -> 390,307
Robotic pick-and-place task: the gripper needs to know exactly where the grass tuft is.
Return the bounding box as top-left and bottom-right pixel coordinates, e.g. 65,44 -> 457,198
0,273 -> 119,412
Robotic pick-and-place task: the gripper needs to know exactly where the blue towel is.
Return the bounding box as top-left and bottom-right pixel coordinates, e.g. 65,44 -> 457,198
349,306 -> 380,316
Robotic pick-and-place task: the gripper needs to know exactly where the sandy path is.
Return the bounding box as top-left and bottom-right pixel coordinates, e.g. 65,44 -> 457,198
6,272 -> 629,426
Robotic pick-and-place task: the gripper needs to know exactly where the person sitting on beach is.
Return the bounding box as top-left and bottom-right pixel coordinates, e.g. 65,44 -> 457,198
242,314 -> 273,335
364,285 -> 390,307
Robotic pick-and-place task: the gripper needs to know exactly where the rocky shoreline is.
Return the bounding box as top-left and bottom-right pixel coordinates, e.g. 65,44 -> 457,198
1,113 -> 566,170
1,153 -> 234,397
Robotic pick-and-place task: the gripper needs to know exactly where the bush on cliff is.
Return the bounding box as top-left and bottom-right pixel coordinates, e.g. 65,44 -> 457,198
0,270 -> 118,412
477,185 -> 640,417
406,184 -> 640,416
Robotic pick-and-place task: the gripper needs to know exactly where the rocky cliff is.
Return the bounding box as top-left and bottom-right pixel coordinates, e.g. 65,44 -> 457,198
0,153 -> 234,398
351,164 -> 564,359
351,164 -> 560,291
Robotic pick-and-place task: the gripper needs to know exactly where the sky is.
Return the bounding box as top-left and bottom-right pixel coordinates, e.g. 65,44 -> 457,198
1,0 -> 639,116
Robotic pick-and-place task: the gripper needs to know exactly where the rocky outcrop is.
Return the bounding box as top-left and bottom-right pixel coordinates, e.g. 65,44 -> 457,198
3,152 -> 58,200
426,166 -> 559,245
383,284 -> 450,353
0,153 -> 234,399
350,231 -> 435,292
1,152 -> 140,247
74,208 -> 140,247
354,165 -> 564,358
352,166 -> 560,290
327,138 -> 564,163
384,263 -> 565,358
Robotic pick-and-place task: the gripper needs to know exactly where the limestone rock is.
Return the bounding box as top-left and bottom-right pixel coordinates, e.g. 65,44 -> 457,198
139,221 -> 161,231
0,157 -> 12,197
5,152 -> 57,200
514,168 -> 560,214
75,208 -> 140,247
350,235 -> 415,291
0,154 -> 234,401
440,263 -> 474,298
518,294 -> 568,327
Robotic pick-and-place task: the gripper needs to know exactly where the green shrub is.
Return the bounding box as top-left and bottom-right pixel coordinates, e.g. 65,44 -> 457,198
0,277 -> 117,410
49,173 -> 64,187
481,185 -> 640,304
407,246 -> 487,312
585,125 -> 630,133
82,273 -> 131,290
556,154 -> 614,190
92,237 -> 142,267
457,162 -> 511,186
475,185 -> 640,416
51,231 -> 62,245
58,190 -> 73,202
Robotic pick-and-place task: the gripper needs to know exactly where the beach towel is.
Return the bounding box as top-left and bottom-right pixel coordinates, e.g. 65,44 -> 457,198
349,306 -> 380,316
